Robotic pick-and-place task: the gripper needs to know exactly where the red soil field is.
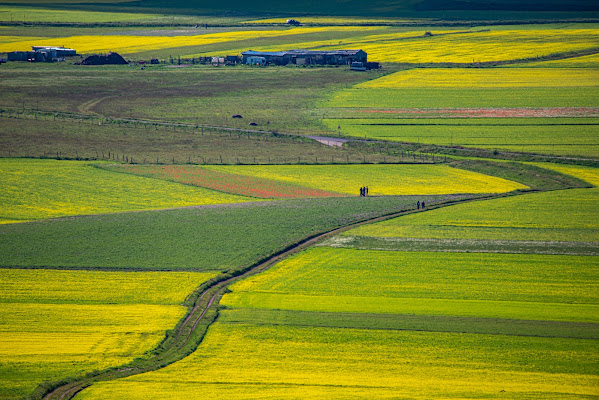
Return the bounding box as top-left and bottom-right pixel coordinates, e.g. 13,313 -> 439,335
356,107 -> 599,118
103,165 -> 346,199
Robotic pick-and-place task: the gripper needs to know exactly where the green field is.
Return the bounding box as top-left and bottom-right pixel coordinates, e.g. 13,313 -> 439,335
326,87 -> 599,109
324,66 -> 599,156
222,247 -> 599,320
0,268 -> 217,399
0,62 -> 391,160
325,118 -> 599,157
0,194 -> 471,271
345,187 -> 599,242
0,116 -> 395,166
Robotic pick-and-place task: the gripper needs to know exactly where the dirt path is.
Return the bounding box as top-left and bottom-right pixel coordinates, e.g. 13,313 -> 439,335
77,96 -> 116,115
39,189 -> 542,400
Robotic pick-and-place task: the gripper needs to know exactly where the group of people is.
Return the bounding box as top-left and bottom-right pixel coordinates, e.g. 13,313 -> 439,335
356,188 -> 427,210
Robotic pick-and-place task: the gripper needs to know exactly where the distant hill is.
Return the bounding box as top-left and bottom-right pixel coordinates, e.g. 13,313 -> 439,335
123,0 -> 599,14
2,0 -> 598,17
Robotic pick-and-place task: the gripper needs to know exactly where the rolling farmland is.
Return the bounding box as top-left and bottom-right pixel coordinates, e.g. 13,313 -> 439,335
1,5 -> 598,400
76,167 -> 599,399
325,65 -> 599,157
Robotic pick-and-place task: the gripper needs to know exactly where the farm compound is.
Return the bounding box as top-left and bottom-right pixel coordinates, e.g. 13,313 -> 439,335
242,49 -> 367,66
7,46 -> 76,62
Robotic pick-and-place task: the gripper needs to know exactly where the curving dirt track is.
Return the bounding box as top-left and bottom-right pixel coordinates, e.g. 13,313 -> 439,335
40,191 -> 532,400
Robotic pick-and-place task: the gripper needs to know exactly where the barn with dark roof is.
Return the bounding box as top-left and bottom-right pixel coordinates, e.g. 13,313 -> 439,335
241,49 -> 367,66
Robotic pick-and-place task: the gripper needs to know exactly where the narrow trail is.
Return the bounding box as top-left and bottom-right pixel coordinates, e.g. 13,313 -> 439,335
77,96 -> 115,115
40,189 -> 541,400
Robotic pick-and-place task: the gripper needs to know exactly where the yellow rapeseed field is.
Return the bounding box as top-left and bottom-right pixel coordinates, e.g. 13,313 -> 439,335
194,29 -> 451,58
0,27 -> 374,54
0,269 -> 217,305
205,164 -> 526,195
0,269 -> 217,399
217,28 -> 599,63
343,29 -> 599,63
0,159 -> 251,223
529,163 -> 599,187
74,322 -> 599,400
358,67 -> 599,88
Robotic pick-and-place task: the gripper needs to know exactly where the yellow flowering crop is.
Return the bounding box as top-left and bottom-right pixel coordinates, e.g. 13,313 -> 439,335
0,268 -> 216,398
529,163 -> 599,187
359,67 -> 599,88
0,269 -> 217,305
340,29 -> 599,63
193,29 -> 450,58
0,27 -> 375,54
0,159 -> 251,223
75,322 -> 599,400
205,164 -> 526,196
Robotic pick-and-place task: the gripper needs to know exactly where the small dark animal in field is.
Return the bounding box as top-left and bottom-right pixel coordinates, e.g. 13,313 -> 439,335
232,114 -> 243,118
249,122 -> 258,126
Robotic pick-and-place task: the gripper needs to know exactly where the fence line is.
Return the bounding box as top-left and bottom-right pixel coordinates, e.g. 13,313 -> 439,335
0,107 -> 447,164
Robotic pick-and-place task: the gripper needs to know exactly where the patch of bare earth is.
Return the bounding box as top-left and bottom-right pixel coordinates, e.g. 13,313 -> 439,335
356,107 -> 599,118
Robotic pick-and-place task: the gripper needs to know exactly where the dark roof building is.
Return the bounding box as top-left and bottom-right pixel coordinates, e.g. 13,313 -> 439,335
242,49 -> 366,66
7,46 -> 76,62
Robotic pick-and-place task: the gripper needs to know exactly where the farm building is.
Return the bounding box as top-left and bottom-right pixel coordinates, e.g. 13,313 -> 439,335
241,49 -> 367,66
7,46 -> 76,62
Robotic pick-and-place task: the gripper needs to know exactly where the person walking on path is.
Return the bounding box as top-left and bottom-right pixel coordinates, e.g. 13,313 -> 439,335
422,201 -> 426,209
417,201 -> 420,209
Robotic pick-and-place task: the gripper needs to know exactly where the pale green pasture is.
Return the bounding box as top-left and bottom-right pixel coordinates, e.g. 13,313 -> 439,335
347,188 -> 599,242
222,247 -> 599,320
75,322 -> 599,400
325,118 -> 599,157
224,292 -> 599,322
506,53 -> 599,68
0,6 -> 163,23
529,163 -> 599,187
325,87 -> 599,109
